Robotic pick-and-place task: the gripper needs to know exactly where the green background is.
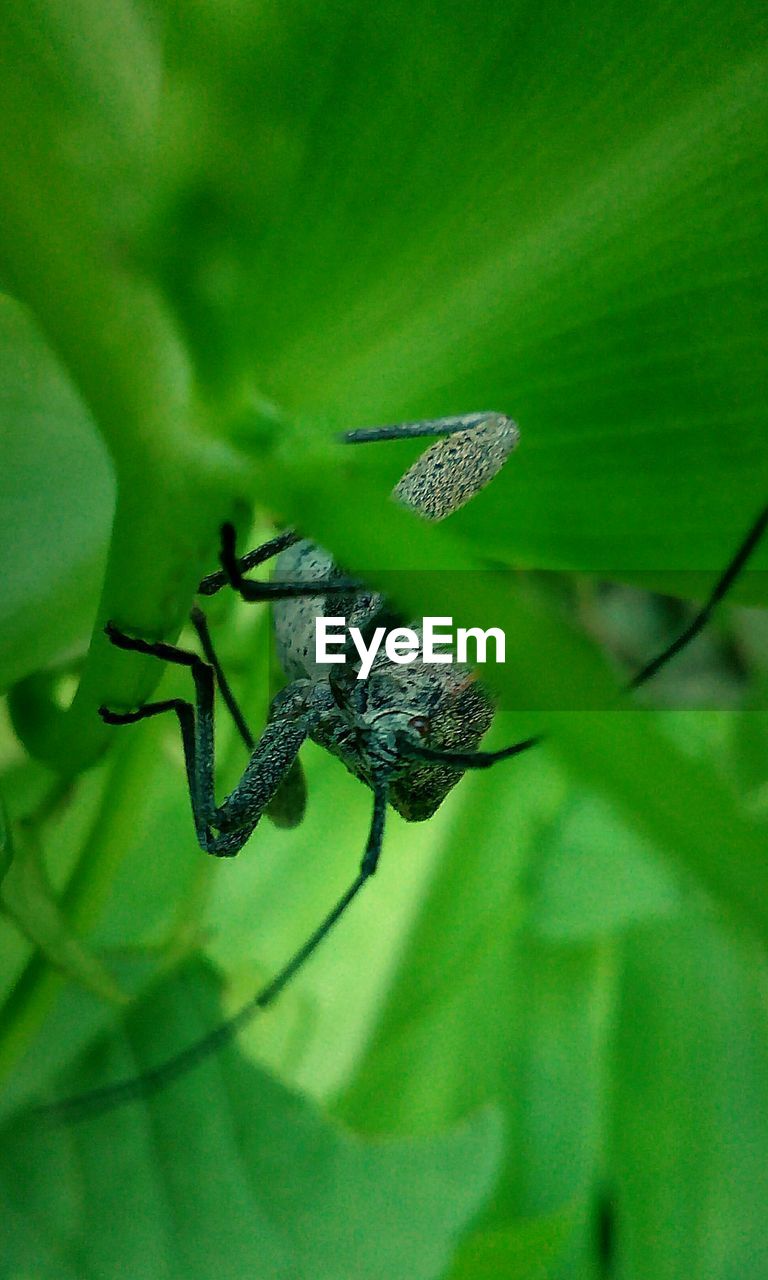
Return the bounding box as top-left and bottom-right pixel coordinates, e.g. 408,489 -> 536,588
0,1 -> 767,1276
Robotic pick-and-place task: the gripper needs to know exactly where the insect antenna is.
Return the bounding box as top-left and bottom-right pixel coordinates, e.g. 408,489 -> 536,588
401,503 -> 767,768
400,736 -> 543,770
627,503 -> 768,691
35,779 -> 390,1125
340,411 -> 499,444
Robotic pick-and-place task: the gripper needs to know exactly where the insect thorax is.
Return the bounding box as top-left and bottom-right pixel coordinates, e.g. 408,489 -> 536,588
272,539 -> 384,682
272,539 -> 495,821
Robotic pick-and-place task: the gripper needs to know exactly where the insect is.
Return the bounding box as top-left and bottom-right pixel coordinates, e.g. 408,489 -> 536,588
43,413 -> 768,1120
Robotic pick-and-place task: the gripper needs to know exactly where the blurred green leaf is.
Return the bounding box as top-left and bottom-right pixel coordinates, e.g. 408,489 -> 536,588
0,823 -> 125,1004
337,747 -> 616,1274
610,910 -> 768,1279
0,1 -> 249,772
0,789 -> 11,886
531,794 -> 681,942
447,1214 -> 574,1280
0,3 -> 767,1278
0,295 -> 114,691
0,966 -> 502,1280
150,0 -> 768,585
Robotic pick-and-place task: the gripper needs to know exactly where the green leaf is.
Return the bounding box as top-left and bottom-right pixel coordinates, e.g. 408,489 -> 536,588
0,823 -> 125,1004
447,1215 -> 574,1280
1,5 -> 767,1279
0,295 -> 113,692
0,3 -> 251,772
0,789 -> 11,887
531,794 -> 681,942
610,909 -> 768,1278
337,749 -> 616,1276
151,0 -> 768,587
0,966 -> 503,1280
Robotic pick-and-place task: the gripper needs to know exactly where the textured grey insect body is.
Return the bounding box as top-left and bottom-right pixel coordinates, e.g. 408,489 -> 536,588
101,411 -> 521,862
271,541 -> 495,822
271,412 -> 518,819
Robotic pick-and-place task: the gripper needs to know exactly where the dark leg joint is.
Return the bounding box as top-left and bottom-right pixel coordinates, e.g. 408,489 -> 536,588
104,621 -> 151,652
99,698 -> 187,726
198,528 -> 300,597
219,522 -> 242,591
105,621 -> 200,670
360,850 -> 380,878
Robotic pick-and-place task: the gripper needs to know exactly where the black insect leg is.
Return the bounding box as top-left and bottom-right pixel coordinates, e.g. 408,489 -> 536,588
189,606 -> 254,752
628,503 -> 768,691
253,773 -> 390,1007
340,412 -> 519,522
100,625 -> 311,857
100,625 -> 217,851
190,601 -> 306,826
212,714 -> 311,848
39,777 -> 391,1121
198,528 -> 300,597
217,523 -> 362,604
200,535 -> 341,825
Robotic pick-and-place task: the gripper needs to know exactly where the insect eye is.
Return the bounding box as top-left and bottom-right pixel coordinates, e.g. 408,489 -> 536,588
408,715 -> 430,738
